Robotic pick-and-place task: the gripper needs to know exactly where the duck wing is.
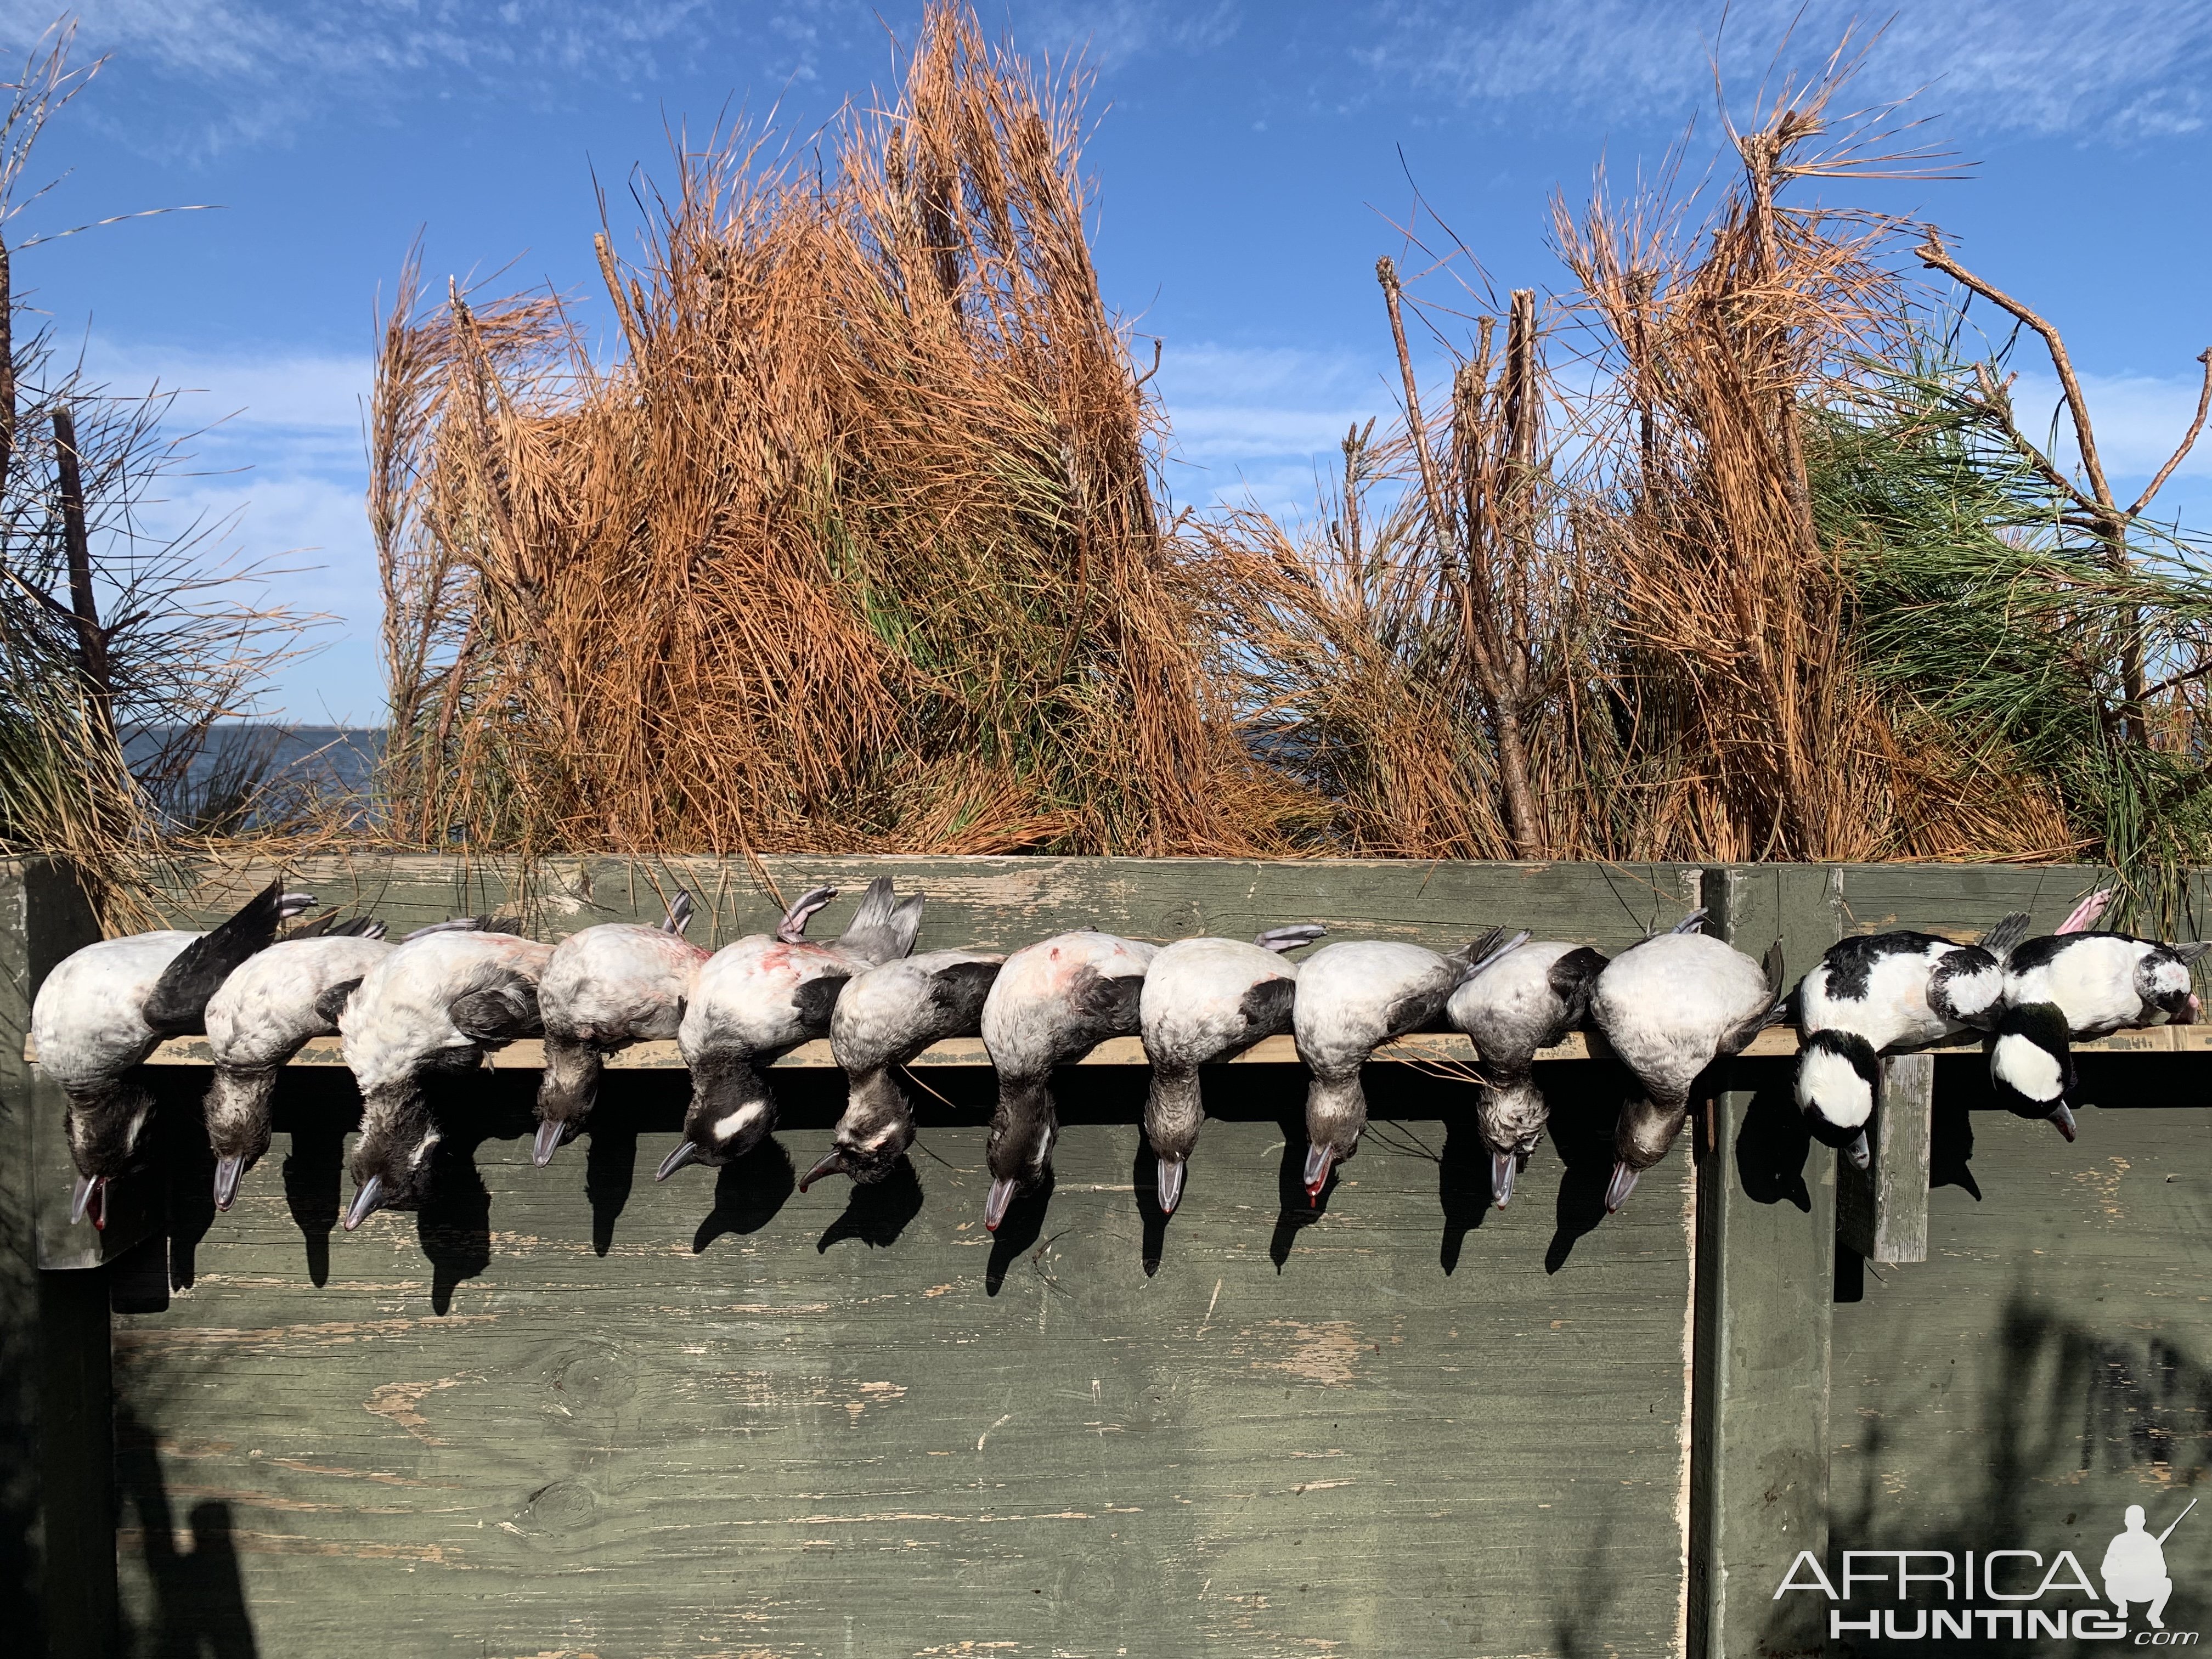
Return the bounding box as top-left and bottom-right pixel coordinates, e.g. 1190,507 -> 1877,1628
144,879 -> 316,1034
450,983 -> 543,1043
1544,946 -> 1610,1037
835,877 -> 926,965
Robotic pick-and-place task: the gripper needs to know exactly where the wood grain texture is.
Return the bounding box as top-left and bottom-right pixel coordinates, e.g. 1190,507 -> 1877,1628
1837,1054 -> 1934,1267
109,1065 -> 1695,1659
1826,1058 -> 2212,1656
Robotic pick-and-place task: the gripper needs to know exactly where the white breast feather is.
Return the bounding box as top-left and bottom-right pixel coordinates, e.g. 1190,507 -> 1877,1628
341,932 -> 552,1094
1795,1046 -> 1874,1129
31,932 -> 200,1090
1141,937 -> 1294,1066
1992,1031 -> 2063,1102
206,935 -> 394,1069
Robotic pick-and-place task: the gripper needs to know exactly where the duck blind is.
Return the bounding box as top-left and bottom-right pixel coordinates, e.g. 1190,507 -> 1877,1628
3,855 -> 2208,1657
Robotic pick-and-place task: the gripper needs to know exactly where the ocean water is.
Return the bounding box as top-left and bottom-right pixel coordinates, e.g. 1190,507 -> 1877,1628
123,725 -> 385,827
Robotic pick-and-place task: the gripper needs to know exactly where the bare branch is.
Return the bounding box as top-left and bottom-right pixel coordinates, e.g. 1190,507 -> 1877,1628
1917,230 -> 2116,512
2124,348 -> 2212,520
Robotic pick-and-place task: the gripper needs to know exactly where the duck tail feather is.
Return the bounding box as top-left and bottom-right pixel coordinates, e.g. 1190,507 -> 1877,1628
1978,910 -> 2032,960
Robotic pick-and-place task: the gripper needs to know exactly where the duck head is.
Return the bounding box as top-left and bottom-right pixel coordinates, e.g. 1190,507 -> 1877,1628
983,1079 -> 1056,1231
64,1077 -> 157,1230
1990,1001 -> 2078,1141
343,1084 -> 442,1229
1300,1069 -> 1366,1205
657,1052 -> 776,1180
1473,1075 -> 1548,1209
800,1068 -> 916,1191
533,1036 -> 603,1166
1793,1030 -> 1879,1171
2140,944 -> 2208,1024
205,1068 -> 280,1210
1606,1090 -> 1689,1212
1142,1065 -> 1205,1215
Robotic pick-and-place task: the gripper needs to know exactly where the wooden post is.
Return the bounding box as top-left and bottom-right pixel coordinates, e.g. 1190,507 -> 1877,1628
0,857 -> 119,1657
1836,1052 -> 1934,1265
1689,864 -> 1840,1659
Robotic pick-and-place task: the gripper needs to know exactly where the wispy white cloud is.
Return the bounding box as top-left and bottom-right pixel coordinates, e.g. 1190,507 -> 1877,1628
2008,368 -> 2212,483
1154,341 -> 1392,514
1370,0 -> 2212,140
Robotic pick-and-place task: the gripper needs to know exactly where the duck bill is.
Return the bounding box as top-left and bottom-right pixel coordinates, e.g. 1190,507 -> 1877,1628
1155,1156 -> 1186,1216
531,1119 -> 566,1168
1489,1150 -> 1516,1210
1604,1161 -> 1641,1214
2045,1102 -> 2078,1143
342,1175 -> 384,1232
654,1140 -> 704,1182
1843,1130 -> 1871,1172
213,1154 -> 246,1211
798,1150 -> 847,1194
1302,1143 -> 1335,1205
70,1173 -> 107,1230
983,1177 -> 1017,1233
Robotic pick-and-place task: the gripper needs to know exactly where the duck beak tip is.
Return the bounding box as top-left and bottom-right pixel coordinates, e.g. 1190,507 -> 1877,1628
1155,1156 -> 1186,1215
531,1119 -> 565,1167
799,1150 -> 847,1194
213,1155 -> 245,1211
983,1176 -> 1017,1232
1489,1149 -> 1516,1209
2047,1102 -> 2078,1143
1844,1130 -> 1871,1171
342,1175 -> 383,1233
654,1140 -> 703,1182
1604,1161 -> 1640,1214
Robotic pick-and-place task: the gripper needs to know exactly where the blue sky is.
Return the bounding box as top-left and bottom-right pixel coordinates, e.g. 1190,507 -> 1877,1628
13,0 -> 2212,722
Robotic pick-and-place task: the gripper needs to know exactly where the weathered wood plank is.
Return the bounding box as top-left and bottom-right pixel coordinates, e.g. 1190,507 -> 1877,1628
1836,1052 -> 1934,1266
0,857 -> 122,1658
108,1066 -> 1696,1658
1826,1065 -> 2212,1652
1690,865 -> 1842,1659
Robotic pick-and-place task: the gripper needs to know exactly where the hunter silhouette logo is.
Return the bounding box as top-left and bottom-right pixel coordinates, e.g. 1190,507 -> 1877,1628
2104,1500 -> 2194,1632
1774,1494 -> 2200,1643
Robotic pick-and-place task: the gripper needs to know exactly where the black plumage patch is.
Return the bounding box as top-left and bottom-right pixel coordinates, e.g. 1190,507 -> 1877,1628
790,972 -> 851,1034
1545,947 -> 1609,1030
1234,974 -> 1297,1040
926,960 -> 1002,1026
144,879 -> 294,1034
1066,965 -> 1146,1038
450,984 -> 542,1042
313,977 -> 365,1026
1816,931 -> 1955,1001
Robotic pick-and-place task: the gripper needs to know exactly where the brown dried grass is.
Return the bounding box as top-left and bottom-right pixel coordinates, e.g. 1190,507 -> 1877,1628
374,3 -> 1283,857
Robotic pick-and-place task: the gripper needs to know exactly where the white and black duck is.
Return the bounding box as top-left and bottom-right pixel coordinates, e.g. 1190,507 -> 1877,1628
1445,937 -> 1608,1209
1589,911 -> 1784,1213
202,917 -> 391,1211
1293,928 -> 1525,1205
662,878 -> 923,1182
1793,913 -> 2029,1170
1138,924 -> 1325,1215
533,892 -> 709,1166
31,879 -> 315,1228
978,930 -> 1159,1230
337,928 -> 555,1229
1989,927 -> 2207,1140
800,949 -> 1006,1193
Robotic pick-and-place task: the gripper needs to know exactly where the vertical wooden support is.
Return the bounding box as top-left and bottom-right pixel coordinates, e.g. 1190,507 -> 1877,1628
0,857 -> 118,1657
1689,865 -> 1840,1659
1836,1052 -> 1933,1265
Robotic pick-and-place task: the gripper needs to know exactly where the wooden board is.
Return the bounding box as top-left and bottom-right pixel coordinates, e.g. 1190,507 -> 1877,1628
107,1064 -> 1697,1658
1826,1059 -> 2212,1652
1836,1052 -> 1935,1266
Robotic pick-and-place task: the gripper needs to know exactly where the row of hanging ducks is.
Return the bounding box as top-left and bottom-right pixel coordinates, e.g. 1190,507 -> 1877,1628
31,878 -> 2204,1237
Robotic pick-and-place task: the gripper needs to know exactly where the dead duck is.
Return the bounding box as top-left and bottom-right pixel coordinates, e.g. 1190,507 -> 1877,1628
1445,938 -> 1609,1208
1293,928 -> 1525,1205
1589,911 -> 1785,1213
31,879 -> 315,1229
337,928 -> 555,1229
800,949 -> 1006,1193
532,891 -> 708,1166
1138,924 -> 1326,1215
202,918 -> 391,1210
662,878 -> 924,1182
978,930 -> 1159,1231
1990,926 -> 2208,1140
1793,913 -> 2029,1170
